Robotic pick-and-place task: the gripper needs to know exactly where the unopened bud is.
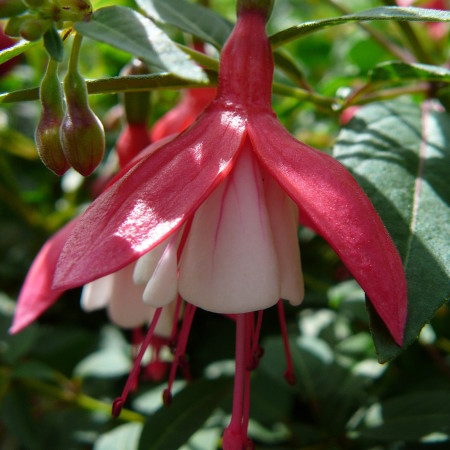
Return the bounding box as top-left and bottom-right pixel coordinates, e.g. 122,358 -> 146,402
60,71 -> 105,176
0,0 -> 27,19
35,59 -> 69,176
58,0 -> 92,22
20,18 -> 47,41
4,15 -> 27,38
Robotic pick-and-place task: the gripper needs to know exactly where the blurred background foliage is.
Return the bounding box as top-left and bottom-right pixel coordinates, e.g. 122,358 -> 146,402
0,0 -> 449,449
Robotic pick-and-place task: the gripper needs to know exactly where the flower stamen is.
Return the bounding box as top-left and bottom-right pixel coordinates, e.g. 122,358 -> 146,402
277,300 -> 296,385
112,307 -> 163,418
163,302 -> 196,405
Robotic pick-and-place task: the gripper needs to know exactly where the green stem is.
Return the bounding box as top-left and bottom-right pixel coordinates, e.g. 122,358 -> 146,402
68,33 -> 83,74
381,0 -> 433,64
356,82 -> 430,105
22,376 -> 145,423
272,82 -> 335,108
324,0 -> 415,63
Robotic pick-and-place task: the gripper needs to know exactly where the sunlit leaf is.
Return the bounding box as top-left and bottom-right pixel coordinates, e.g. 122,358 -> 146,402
136,0 -> 233,48
74,6 -> 207,82
370,61 -> 450,83
334,100 -> 450,362
270,7 -> 450,48
0,39 -> 39,66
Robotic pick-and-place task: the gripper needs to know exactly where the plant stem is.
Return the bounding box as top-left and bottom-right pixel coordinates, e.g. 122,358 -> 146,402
381,0 -> 434,64
323,0 -> 416,62
22,376 -> 145,423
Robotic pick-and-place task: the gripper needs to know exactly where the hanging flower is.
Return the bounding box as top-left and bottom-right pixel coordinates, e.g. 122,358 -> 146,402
47,2 -> 407,447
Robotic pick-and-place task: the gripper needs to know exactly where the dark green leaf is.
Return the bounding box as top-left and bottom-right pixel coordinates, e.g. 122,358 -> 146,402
0,390 -> 42,450
356,391 -> 450,442
74,6 -> 207,82
136,0 -> 233,48
370,61 -> 450,83
0,39 -> 38,66
43,25 -> 64,62
138,377 -> 233,450
270,7 -> 450,48
334,100 -> 450,362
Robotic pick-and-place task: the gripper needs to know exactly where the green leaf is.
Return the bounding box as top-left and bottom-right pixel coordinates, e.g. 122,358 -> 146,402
74,6 -> 207,82
43,25 -> 64,62
94,423 -> 143,450
334,100 -> 450,362
356,391 -> 450,442
270,7 -> 450,48
370,61 -> 450,83
138,377 -> 233,450
0,39 -> 39,66
74,325 -> 132,378
136,0 -> 233,48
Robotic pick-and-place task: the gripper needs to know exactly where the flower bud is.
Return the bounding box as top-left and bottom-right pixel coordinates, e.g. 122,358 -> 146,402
58,0 -> 92,22
24,0 -> 47,8
4,15 -> 27,38
60,70 -> 105,176
0,0 -> 27,19
35,59 -> 69,176
20,18 -> 47,41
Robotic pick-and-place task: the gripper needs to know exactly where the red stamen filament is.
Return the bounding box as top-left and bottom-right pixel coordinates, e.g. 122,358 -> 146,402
163,302 -> 196,405
277,300 -> 296,385
169,295 -> 183,346
112,307 -> 163,418
223,313 -> 254,450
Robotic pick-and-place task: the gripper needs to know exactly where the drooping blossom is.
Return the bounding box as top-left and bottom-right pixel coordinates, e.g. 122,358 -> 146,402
46,1 -> 407,447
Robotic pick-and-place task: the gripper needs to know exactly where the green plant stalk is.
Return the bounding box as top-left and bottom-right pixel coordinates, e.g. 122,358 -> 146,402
21,376 -> 145,423
381,0 -> 434,64
355,83 -> 431,105
323,0 -> 416,63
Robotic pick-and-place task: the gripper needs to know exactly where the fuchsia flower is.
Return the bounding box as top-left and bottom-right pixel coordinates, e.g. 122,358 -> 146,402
35,3 -> 407,448
13,1 -> 407,448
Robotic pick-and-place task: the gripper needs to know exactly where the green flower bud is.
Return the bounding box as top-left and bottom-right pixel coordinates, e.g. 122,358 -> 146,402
24,0 -> 47,8
60,68 -> 105,176
35,59 -> 69,176
0,0 -> 27,19
58,0 -> 92,22
4,15 -> 28,37
20,18 -> 47,41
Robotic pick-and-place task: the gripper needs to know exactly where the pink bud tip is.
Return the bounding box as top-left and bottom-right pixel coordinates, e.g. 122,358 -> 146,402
284,371 -> 297,386
111,398 -> 124,418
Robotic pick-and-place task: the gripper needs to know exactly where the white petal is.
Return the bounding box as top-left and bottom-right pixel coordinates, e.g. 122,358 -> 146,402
154,300 -> 179,337
142,233 -> 180,307
106,263 -> 155,328
179,142 -> 280,313
81,275 -> 114,311
133,240 -> 168,285
263,172 -> 304,305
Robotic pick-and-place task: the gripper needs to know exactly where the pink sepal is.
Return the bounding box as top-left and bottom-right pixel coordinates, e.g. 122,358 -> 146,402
10,219 -> 78,334
248,113 -> 407,345
54,104 -> 247,290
